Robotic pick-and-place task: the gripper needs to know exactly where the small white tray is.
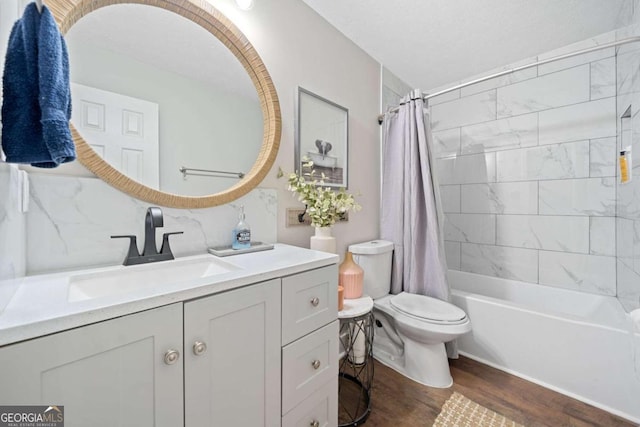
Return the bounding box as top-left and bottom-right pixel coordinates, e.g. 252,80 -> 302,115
208,242 -> 274,257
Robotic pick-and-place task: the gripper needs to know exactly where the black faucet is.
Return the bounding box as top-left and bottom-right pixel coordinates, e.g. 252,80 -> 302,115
111,207 -> 183,266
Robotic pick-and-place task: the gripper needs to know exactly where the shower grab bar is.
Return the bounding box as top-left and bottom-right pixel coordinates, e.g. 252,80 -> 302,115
179,166 -> 244,179
378,36 -> 640,124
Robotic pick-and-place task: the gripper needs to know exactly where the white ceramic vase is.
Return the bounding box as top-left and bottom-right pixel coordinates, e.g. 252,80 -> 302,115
309,226 -> 336,254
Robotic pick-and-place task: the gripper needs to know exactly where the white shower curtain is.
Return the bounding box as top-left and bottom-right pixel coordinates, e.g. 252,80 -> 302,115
381,89 -> 450,304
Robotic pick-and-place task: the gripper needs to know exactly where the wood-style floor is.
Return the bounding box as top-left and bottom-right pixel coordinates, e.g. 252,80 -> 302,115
357,357 -> 637,427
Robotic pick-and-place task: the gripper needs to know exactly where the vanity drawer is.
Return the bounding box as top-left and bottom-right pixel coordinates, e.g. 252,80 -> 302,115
282,375 -> 338,427
282,265 -> 338,345
282,320 -> 339,414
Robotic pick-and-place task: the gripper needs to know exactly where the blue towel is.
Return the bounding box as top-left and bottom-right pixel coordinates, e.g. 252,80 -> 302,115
1,2 -> 75,168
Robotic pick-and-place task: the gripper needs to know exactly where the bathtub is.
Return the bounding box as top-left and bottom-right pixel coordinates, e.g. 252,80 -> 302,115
448,270 -> 640,424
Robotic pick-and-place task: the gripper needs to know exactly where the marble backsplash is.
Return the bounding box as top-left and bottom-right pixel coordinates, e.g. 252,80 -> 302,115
25,174 -> 277,275
0,164 -> 25,280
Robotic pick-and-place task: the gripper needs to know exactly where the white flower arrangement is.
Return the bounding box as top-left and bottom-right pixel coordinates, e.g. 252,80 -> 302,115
287,160 -> 361,228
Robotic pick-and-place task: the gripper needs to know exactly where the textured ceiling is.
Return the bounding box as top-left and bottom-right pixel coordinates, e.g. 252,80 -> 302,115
66,1 -> 633,98
302,0 -> 633,91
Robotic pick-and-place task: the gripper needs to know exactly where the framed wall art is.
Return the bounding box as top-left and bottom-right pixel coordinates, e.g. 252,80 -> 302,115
296,87 -> 349,188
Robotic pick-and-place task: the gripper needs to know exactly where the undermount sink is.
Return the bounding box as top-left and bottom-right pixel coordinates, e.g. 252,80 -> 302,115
67,256 -> 240,302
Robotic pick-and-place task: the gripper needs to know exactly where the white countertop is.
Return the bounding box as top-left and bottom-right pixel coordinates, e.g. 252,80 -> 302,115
0,244 -> 338,347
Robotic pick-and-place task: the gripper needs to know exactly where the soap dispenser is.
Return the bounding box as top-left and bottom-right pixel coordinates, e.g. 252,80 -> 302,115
232,205 -> 251,249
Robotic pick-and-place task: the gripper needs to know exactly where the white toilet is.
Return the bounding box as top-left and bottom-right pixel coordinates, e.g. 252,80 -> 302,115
349,240 -> 471,388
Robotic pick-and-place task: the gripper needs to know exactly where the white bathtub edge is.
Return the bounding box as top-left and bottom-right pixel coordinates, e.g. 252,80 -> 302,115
457,351 -> 640,425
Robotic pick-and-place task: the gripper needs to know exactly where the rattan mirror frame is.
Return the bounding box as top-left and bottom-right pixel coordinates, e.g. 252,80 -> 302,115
50,0 -> 281,208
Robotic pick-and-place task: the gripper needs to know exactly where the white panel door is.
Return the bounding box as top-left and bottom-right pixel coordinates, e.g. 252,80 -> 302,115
70,82 -> 160,188
0,303 -> 184,427
184,279 -> 281,427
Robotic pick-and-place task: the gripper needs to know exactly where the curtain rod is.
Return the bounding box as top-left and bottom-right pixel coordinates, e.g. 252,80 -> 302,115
378,36 -> 640,124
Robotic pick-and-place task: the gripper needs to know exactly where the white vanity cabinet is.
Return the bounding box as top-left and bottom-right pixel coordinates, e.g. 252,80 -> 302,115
0,255 -> 339,427
0,303 -> 185,427
0,280 -> 281,427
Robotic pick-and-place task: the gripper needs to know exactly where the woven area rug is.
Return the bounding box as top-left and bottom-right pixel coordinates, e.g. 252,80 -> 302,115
433,392 -> 525,427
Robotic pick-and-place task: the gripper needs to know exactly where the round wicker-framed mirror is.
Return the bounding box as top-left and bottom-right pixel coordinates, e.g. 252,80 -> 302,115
50,0 -> 281,208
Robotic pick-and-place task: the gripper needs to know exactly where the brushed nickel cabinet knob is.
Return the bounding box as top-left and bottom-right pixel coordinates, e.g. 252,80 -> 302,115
164,349 -> 180,365
193,341 -> 207,356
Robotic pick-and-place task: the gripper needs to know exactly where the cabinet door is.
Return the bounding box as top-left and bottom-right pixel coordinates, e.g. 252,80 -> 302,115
184,279 -> 281,427
0,303 -> 183,427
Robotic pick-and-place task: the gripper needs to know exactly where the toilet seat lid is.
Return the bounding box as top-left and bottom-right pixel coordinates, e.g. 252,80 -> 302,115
390,292 -> 467,323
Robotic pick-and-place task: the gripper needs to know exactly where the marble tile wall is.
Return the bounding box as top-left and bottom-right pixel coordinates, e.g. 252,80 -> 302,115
25,175 -> 277,275
616,6 -> 640,311
431,31 -> 620,296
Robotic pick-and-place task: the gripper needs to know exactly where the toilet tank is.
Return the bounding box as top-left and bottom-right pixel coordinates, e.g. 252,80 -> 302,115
348,240 -> 394,299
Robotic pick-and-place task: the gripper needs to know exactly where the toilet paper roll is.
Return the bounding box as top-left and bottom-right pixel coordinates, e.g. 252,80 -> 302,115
348,320 -> 367,365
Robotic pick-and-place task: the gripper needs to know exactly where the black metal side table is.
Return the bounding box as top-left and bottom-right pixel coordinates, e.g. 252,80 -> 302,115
338,296 -> 374,427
